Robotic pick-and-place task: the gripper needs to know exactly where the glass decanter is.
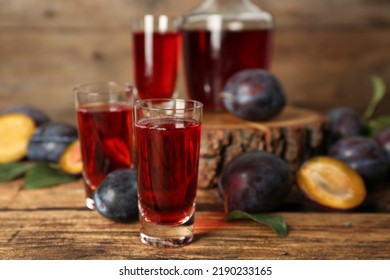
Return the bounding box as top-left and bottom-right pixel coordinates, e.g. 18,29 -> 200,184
181,0 -> 274,112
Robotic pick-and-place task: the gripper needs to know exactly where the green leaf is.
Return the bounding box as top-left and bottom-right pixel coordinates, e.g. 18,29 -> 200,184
367,115 -> 390,136
24,163 -> 78,189
227,210 -> 288,238
0,162 -> 32,182
363,75 -> 386,120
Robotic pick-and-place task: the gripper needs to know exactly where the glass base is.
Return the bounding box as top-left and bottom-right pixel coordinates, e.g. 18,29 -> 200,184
139,213 -> 194,248
86,197 -> 95,210
83,178 -> 95,210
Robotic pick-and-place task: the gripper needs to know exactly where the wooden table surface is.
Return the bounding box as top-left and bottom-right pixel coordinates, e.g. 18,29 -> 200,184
1,179 -> 389,260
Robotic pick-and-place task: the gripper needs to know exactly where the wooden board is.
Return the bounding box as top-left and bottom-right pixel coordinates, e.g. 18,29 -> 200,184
0,180 -> 389,260
199,106 -> 329,188
1,210 -> 389,260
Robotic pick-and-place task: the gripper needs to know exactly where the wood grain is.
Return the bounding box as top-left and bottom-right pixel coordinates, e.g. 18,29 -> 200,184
0,0 -> 389,123
1,176 -> 389,260
0,0 -> 389,28
1,210 -> 389,260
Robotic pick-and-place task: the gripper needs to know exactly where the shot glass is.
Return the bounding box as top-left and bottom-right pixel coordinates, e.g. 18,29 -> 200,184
74,82 -> 135,210
131,15 -> 182,99
134,99 -> 203,247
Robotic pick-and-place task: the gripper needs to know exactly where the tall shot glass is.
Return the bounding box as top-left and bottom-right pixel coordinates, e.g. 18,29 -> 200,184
131,15 -> 182,99
74,82 -> 135,210
134,99 -> 203,247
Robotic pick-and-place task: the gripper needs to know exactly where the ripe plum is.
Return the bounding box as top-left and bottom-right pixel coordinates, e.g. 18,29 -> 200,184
27,122 -> 78,163
94,169 -> 138,222
327,107 -> 366,141
218,151 -> 291,213
375,127 -> 390,165
328,136 -> 388,185
222,69 -> 286,121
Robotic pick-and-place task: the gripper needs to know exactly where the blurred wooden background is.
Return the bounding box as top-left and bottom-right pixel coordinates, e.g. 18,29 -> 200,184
0,0 -> 389,124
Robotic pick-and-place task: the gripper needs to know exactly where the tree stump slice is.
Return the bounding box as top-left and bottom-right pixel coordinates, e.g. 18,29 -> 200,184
199,106 -> 330,189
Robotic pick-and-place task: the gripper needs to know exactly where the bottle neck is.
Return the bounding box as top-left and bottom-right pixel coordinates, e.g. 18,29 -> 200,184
184,0 -> 273,29
192,0 -> 264,15
203,0 -> 253,4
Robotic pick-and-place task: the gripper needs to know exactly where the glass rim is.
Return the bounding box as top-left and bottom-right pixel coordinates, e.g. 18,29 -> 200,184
131,14 -> 183,32
131,14 -> 182,22
131,14 -> 182,18
134,98 -> 203,111
73,81 -> 135,95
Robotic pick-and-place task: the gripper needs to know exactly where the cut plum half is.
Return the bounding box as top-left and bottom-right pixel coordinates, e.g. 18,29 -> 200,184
297,156 -> 366,210
59,139 -> 83,174
0,113 -> 36,163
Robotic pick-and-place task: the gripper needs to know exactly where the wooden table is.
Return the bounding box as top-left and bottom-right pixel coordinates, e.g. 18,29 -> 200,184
1,179 -> 389,260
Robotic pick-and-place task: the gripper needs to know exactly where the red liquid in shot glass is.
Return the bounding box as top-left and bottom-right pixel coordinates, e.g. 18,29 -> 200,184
135,117 -> 202,225
132,31 -> 181,99
77,103 -> 133,198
